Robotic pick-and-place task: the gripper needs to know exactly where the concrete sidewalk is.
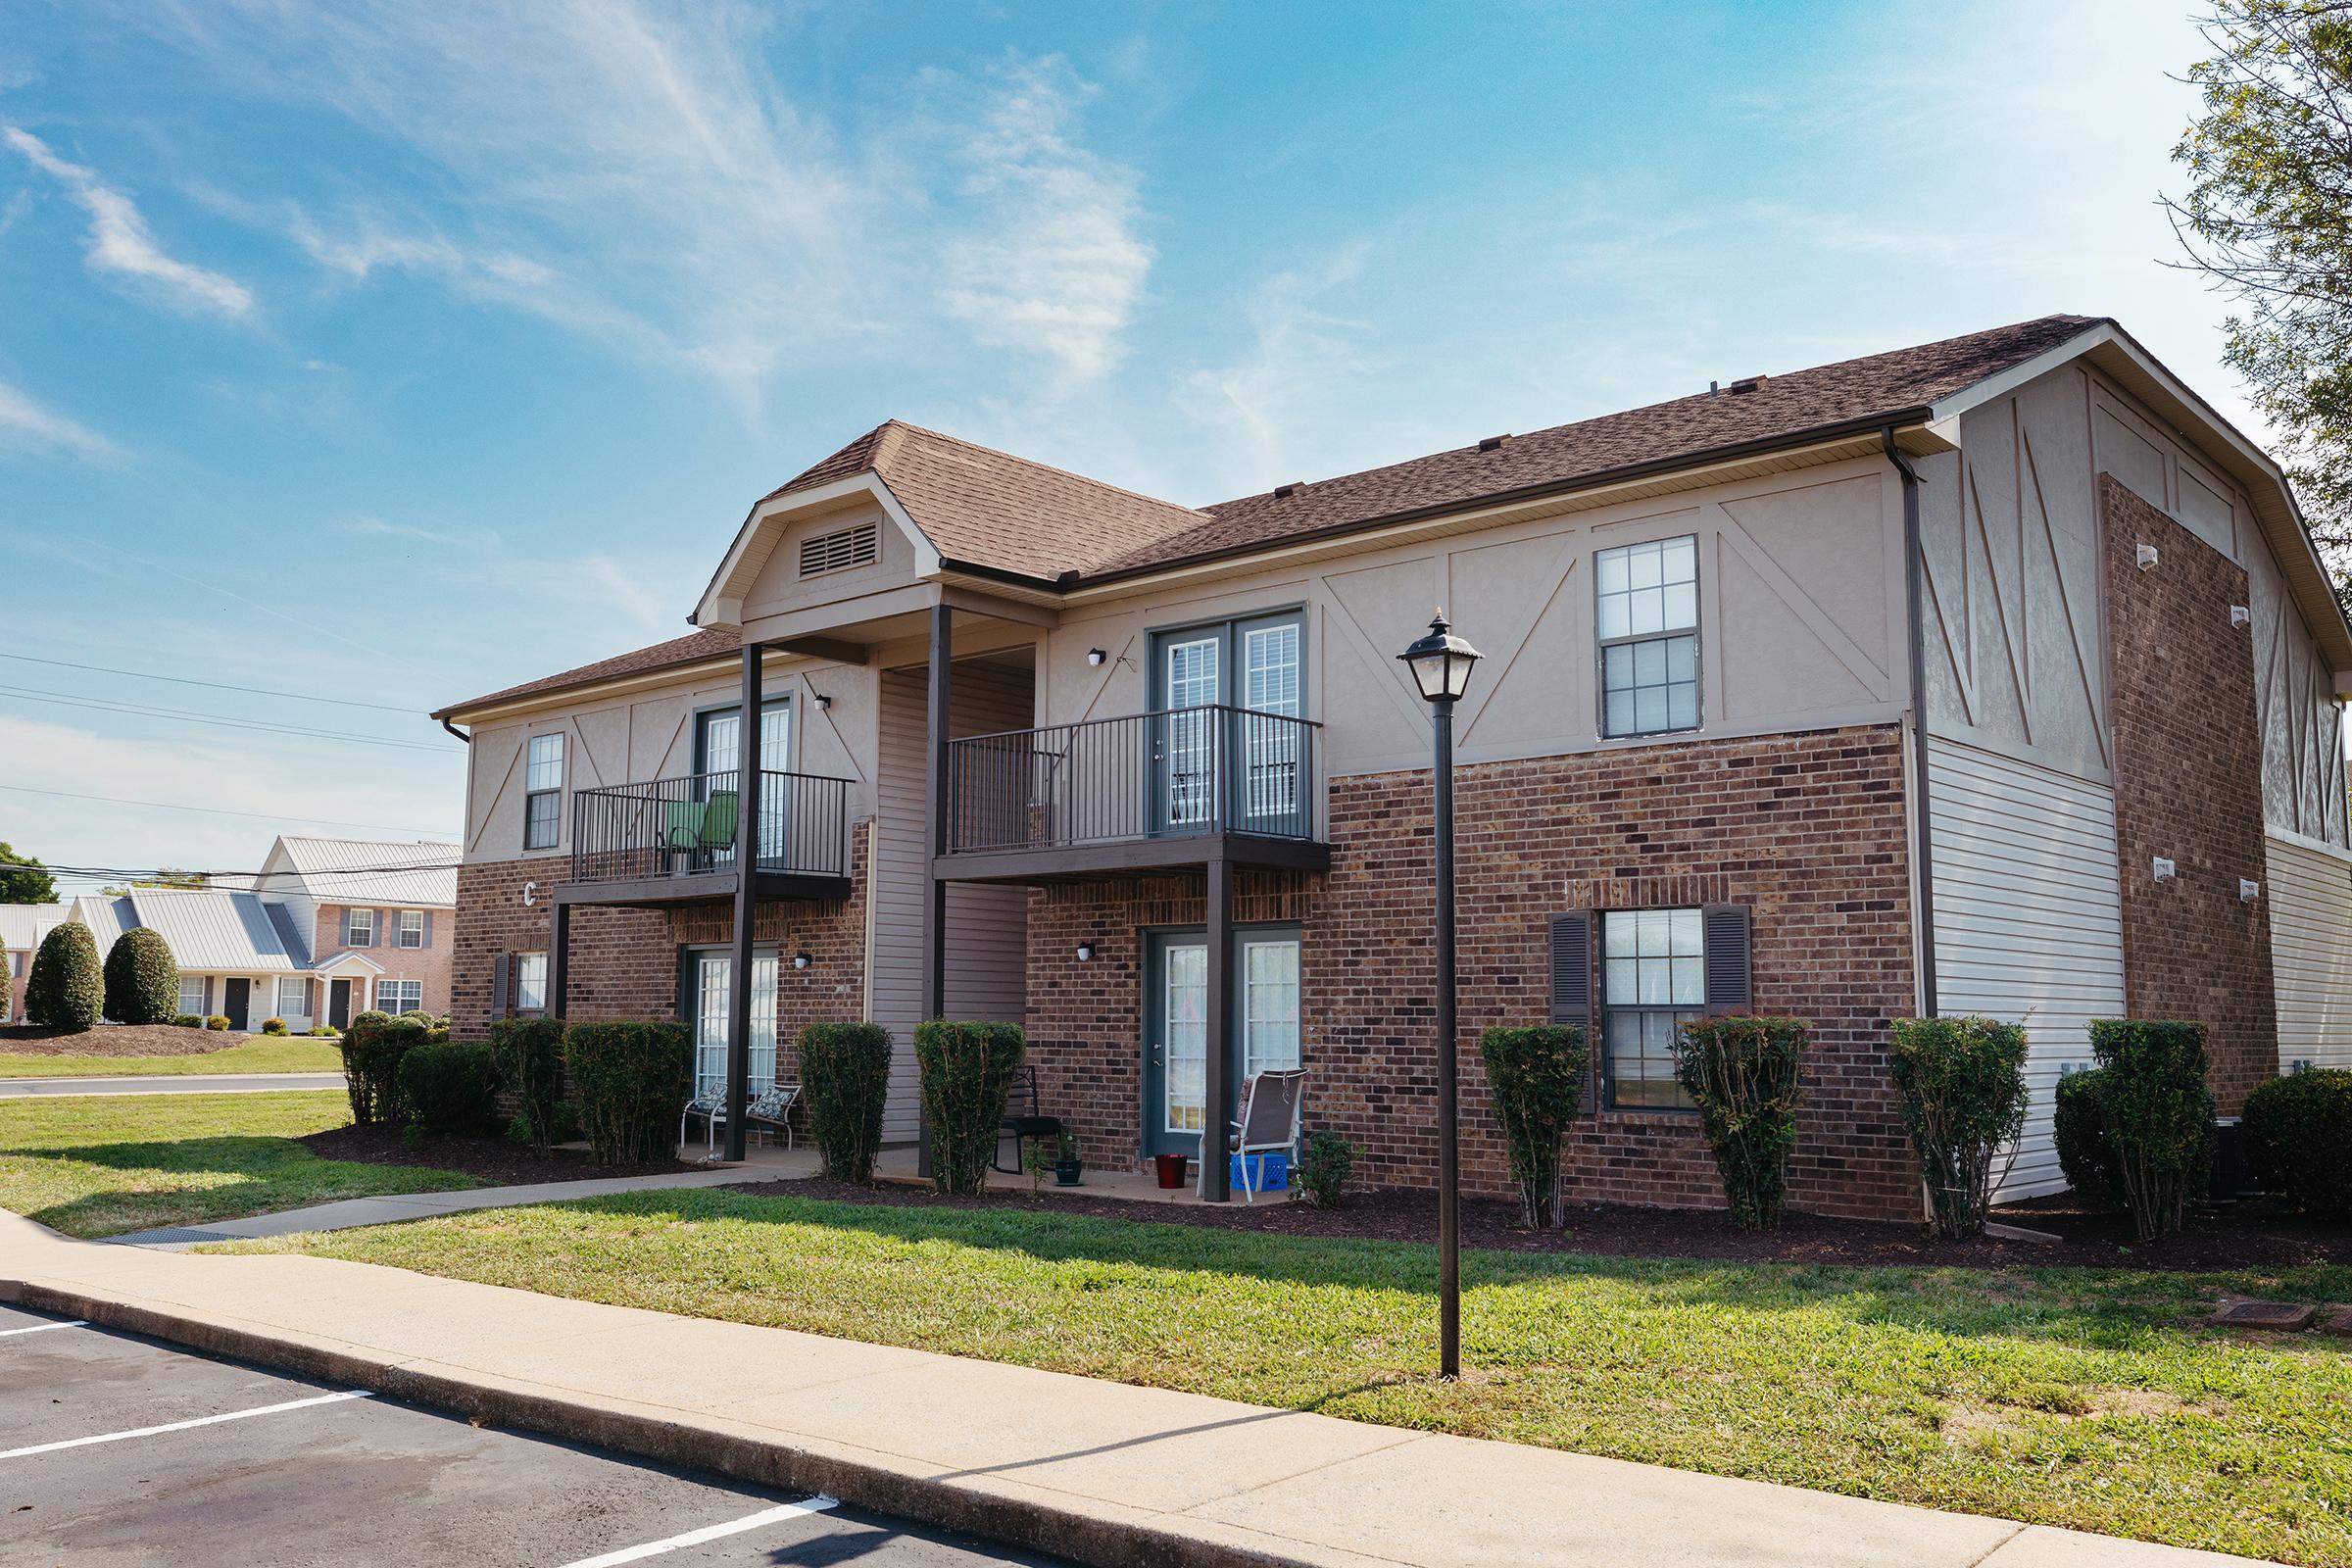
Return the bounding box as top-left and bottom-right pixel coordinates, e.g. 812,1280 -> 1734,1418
0,1210 -> 2260,1568
104,1166 -> 760,1248
0,1071 -> 346,1098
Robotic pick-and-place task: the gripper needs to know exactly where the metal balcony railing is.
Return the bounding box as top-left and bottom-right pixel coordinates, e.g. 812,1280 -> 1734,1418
570,769 -> 851,885
946,705 -> 1321,855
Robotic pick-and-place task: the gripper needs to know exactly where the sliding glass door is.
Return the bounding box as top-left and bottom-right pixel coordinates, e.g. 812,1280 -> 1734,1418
1140,926 -> 1300,1157
693,700 -> 790,869
686,947 -> 778,1101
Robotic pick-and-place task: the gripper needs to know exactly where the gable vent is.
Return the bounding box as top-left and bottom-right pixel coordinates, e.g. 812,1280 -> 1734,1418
799,521 -> 879,578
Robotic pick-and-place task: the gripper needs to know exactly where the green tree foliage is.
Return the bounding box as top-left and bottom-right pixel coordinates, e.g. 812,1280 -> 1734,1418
913,1019 -> 1024,1195
102,927 -> 179,1025
25,921 -> 102,1031
564,1021 -> 693,1164
2243,1067 -> 2352,1216
338,1009 -> 426,1124
399,1041 -> 504,1136
2087,1020 -> 2217,1242
797,1021 -> 893,1184
2169,3 -> 2352,591
491,1017 -> 568,1154
1674,1017 -> 1807,1230
1477,1024 -> 1589,1227
2055,1068 -> 2125,1209
0,843 -> 57,905
1886,1016 -> 2030,1239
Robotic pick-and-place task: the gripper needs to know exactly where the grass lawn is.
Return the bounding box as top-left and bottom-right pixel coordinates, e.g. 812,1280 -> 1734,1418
0,1090 -> 478,1239
233,1189 -> 2352,1565
0,1037 -> 344,1078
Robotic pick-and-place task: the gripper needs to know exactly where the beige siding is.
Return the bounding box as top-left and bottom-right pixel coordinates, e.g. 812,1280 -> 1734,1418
872,669 -> 930,1142
1927,736 -> 2127,1200
943,663 -> 1031,1030
2267,831 -> 2352,1071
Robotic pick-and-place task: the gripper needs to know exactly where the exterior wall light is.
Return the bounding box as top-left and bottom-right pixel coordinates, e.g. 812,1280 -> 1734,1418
2241,878 -> 2261,903
2230,605 -> 2251,629
2152,857 -> 2178,883
792,951 -> 812,970
812,692 -> 832,711
1086,648 -> 1107,666
1075,941 -> 1096,961
2137,543 -> 2160,570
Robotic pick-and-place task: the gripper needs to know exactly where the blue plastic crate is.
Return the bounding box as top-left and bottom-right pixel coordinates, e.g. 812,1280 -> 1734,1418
1231,1152 -> 1289,1192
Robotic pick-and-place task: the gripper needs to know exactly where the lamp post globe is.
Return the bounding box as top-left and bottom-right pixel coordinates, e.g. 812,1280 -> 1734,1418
1396,610 -> 1480,1380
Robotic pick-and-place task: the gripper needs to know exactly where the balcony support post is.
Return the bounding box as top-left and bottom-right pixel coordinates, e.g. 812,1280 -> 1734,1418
919,604 -> 952,1179
549,900 -> 569,1022
1201,853 -> 1233,1202
724,640 -> 761,1162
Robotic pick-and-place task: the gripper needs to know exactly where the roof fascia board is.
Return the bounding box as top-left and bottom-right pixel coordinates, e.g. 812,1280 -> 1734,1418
443,647 -> 822,727
694,472 -> 941,629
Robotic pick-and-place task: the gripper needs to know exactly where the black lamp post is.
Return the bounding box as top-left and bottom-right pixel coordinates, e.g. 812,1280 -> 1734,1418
1396,609 -> 1481,1380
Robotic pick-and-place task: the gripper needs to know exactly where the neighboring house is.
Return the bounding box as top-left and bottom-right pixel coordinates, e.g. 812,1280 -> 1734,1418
74,889 -> 319,1030
0,903 -> 72,1022
432,315 -> 2352,1217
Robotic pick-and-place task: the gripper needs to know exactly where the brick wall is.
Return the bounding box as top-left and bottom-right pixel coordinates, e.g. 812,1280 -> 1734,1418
1021,724 -> 1922,1220
2100,474 -> 2278,1110
312,903 -> 456,1017
450,824 -> 870,1097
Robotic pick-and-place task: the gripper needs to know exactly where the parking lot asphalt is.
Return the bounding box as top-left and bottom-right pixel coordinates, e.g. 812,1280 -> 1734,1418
0,1302 -> 1077,1566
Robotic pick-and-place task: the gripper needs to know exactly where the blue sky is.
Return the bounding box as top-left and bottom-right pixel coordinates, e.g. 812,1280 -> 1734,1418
0,1 -> 2239,888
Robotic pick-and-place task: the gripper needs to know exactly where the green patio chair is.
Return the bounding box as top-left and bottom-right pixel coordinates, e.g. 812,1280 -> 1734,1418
700,789 -> 739,851
663,798 -> 708,851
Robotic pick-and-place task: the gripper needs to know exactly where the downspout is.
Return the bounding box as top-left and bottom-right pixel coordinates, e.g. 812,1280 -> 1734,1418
1882,427 -> 1938,1019
440,718 -> 470,745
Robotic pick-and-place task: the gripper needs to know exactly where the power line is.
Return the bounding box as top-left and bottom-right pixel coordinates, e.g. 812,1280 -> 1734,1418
0,652 -> 420,713
0,784 -> 456,839
0,685 -> 458,754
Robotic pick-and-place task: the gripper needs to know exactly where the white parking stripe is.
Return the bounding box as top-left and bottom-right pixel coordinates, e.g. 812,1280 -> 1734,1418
559,1495 -> 840,1567
0,1319 -> 88,1338
0,1390 -> 372,1460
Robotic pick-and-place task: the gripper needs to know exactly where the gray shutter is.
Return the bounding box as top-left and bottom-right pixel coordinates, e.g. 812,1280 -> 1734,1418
490,952 -> 512,1019
1702,905 -> 1753,1015
422,911 -> 435,949
1549,911 -> 1599,1112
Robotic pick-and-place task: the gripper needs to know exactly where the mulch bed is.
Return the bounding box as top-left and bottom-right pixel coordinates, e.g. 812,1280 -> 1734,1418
0,1023 -> 255,1057
299,1122 -> 697,1186
722,1176 -> 2352,1274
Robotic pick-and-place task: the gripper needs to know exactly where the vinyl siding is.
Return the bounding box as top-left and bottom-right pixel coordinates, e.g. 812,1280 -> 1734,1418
2266,831 -> 2352,1072
1927,735 -> 2127,1199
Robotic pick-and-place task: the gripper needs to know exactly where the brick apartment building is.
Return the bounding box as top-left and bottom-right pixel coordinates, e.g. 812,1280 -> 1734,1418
434,316 -> 2352,1217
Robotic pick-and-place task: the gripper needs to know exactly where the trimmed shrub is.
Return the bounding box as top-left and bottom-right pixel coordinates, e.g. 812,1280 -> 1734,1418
25,921 -> 102,1032
339,1010 -> 425,1124
1886,1016 -> 2029,1239
566,1021 -> 693,1164
1478,1024 -> 1589,1227
261,1016 -> 288,1036
2088,1019 -> 2215,1242
206,1015 -> 229,1032
172,1013 -> 203,1029
1298,1129 -> 1355,1209
399,1040 -> 503,1136
492,1016 -> 569,1155
101,927 -> 178,1025
308,1026 -> 338,1037
2243,1068 -> 2352,1219
2054,1068 -> 2123,1208
913,1019 -> 1024,1195
797,1021 -> 893,1183
1674,1016 -> 1807,1230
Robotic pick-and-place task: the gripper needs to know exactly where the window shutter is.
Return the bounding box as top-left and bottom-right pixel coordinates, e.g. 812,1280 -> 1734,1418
1702,905 -> 1753,1015
422,911 -> 435,949
490,952 -> 512,1019
1547,911 -> 1592,1025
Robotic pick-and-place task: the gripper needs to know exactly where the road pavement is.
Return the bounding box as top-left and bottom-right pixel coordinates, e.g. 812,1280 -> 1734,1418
0,1073 -> 347,1098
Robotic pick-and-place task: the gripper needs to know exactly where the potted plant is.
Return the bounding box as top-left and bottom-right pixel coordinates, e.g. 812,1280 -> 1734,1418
1054,1130 -> 1084,1186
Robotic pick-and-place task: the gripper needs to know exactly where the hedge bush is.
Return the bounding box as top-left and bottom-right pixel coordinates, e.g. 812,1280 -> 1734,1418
2054,1068 -> 2123,1208
101,927 -> 178,1024
172,1013 -> 203,1029
913,1019 -> 1025,1195
1298,1129 -> 1355,1209
338,1009 -> 425,1124
25,921 -> 102,1032
2243,1068 -> 2352,1218
491,1016 -> 569,1154
206,1014 -> 229,1032
1478,1024 -> 1589,1227
1675,1016 -> 1807,1230
262,1016 -> 288,1036
565,1021 -> 693,1164
2088,1019 -> 2215,1242
798,1021 -> 893,1183
1886,1015 -> 2029,1239
399,1040 -> 504,1136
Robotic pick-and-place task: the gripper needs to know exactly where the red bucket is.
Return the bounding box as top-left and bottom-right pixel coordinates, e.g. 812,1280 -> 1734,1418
1153,1153 -> 1189,1190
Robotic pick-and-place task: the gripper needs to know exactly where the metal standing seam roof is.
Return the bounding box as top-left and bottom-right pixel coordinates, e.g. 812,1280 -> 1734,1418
89,889 -> 315,972
270,836 -> 459,908
0,903 -> 72,953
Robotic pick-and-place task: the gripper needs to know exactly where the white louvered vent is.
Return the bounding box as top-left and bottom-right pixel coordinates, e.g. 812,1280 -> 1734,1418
799,521 -> 879,578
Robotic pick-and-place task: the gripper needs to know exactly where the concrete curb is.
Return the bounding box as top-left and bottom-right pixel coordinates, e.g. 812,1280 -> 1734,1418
2,1276 -> 1298,1568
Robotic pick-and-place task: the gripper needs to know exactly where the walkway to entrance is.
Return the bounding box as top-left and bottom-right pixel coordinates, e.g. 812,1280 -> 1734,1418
716,1143 -> 1233,1208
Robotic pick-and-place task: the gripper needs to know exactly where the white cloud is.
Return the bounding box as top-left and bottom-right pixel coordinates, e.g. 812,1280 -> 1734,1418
2,124 -> 253,317
933,56 -> 1153,384
339,515 -> 500,550
0,377 -> 118,459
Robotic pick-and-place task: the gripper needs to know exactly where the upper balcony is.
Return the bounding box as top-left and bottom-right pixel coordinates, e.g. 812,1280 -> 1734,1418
939,706 -> 1329,883
566,768 -> 855,906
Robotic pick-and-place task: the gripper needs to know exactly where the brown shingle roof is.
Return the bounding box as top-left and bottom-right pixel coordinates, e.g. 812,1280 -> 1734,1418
444,315 -> 2105,717
762,420 -> 1207,582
